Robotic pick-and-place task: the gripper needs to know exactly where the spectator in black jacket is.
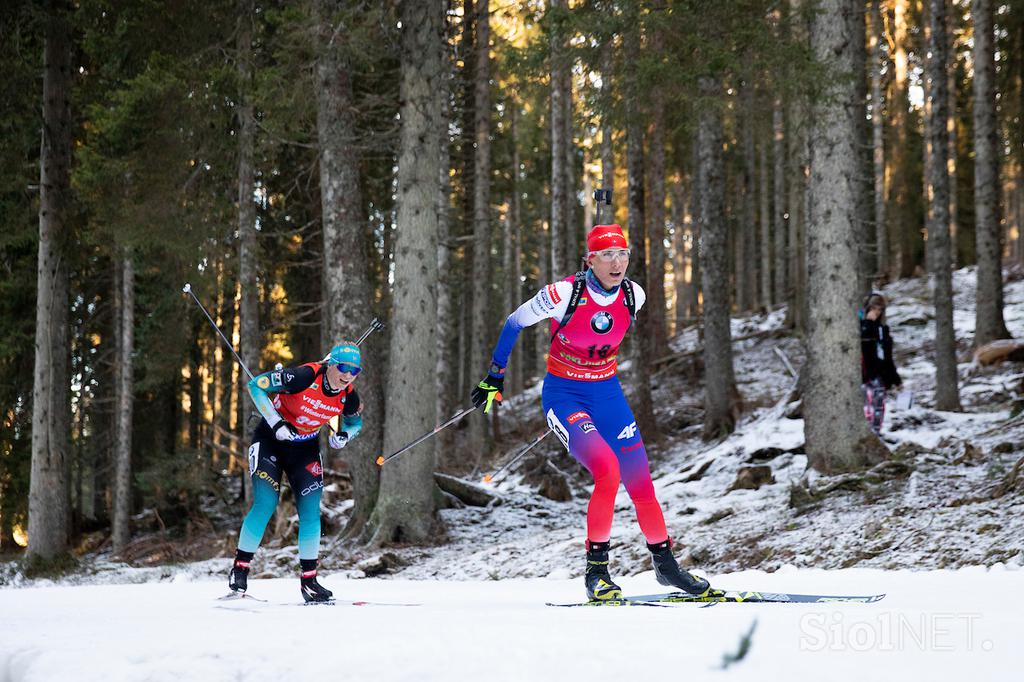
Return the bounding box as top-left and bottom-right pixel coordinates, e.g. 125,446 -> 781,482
860,293 -> 902,434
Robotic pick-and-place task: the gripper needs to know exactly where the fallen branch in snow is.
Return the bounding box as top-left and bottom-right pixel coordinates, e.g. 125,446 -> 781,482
972,339 -> 1024,367
434,473 -> 498,508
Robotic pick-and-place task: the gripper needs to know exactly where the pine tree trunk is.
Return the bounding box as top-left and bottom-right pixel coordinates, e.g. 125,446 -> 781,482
787,95 -> 808,333
503,203 -> 516,394
601,40 -> 614,194
971,0 -> 1011,345
870,0 -> 888,279
740,81 -> 758,314
456,7 -> 475,408
600,34 -> 615,339
625,119 -> 659,442
891,0 -> 916,279
436,11 -> 456,460
689,159 -> 702,319
646,36 -> 669,357
314,0 -> 383,538
562,64 -> 577,274
511,160 -> 523,392
805,0 -> 888,473
697,78 -> 739,439
671,181 -> 690,329
28,0 -> 73,563
852,2 -> 874,296
536,220 -> 551,379
467,0 -> 492,461
366,0 -> 444,545
759,139 -> 772,308
947,9 -> 960,267
549,0 -> 568,279
236,0 -> 257,507
772,102 -> 787,306
112,255 -> 134,554
217,273 -> 237,471
925,0 -> 962,411
505,102 -> 523,393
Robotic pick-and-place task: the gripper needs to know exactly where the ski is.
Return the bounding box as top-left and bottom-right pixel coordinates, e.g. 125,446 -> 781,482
624,589 -> 886,604
291,599 -> 421,607
545,599 -> 673,608
548,589 -> 885,608
215,593 -> 419,607
217,592 -> 267,603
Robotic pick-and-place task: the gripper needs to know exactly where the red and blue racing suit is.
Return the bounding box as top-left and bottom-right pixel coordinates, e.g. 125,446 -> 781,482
488,270 -> 668,545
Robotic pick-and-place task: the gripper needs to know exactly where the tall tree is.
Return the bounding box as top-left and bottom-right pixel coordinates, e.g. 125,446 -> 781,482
436,7 -> 456,459
112,255 -> 134,554
367,0 -> 444,544
925,0 -> 962,411
852,0 -> 874,295
645,18 -> 669,357
759,139 -> 772,307
236,0 -> 258,506
891,0 -> 916,279
28,0 -> 73,563
870,0 -> 889,277
739,77 -> 758,313
549,0 -> 569,278
508,105 -> 524,394
670,180 -> 692,325
772,101 -> 787,305
971,0 -> 1011,345
313,0 -> 384,537
600,40 -> 615,194
624,19 -> 659,442
804,0 -> 888,472
697,77 -> 739,439
946,4 -> 960,266
468,0 -> 492,460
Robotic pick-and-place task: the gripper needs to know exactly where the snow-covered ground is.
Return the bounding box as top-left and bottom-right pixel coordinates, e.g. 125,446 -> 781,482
2,567 -> 1022,681
3,266 -> 1024,680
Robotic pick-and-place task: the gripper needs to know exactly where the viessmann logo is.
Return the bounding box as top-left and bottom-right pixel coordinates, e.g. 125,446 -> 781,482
301,395 -> 340,412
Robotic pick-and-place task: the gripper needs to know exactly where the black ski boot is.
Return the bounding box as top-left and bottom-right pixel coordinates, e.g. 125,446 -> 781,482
228,551 -> 253,593
648,539 -> 711,595
584,541 -> 623,601
300,560 -> 333,603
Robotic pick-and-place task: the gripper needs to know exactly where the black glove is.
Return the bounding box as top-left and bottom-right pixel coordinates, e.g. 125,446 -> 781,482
471,372 -> 504,413
273,420 -> 299,442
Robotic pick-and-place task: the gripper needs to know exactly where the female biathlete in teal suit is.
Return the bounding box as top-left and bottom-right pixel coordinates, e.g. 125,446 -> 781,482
228,343 -> 363,602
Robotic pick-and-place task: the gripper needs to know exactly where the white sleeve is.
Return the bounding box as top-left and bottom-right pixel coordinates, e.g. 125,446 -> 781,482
508,281 -> 573,328
630,281 -> 647,313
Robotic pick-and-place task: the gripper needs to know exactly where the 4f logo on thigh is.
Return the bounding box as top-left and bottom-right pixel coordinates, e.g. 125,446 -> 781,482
617,421 -> 637,440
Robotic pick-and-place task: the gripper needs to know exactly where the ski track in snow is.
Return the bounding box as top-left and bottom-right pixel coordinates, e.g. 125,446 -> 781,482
1,569 -> 1022,681
3,267 -> 1024,680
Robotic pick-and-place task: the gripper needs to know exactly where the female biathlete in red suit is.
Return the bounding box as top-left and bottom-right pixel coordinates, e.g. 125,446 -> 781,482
472,225 -> 712,601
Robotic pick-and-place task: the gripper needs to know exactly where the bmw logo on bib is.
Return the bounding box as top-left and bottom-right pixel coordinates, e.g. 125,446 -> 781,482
591,311 -> 613,334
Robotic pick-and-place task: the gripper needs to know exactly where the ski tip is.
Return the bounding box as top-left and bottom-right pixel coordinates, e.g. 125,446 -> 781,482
376,456 -> 384,466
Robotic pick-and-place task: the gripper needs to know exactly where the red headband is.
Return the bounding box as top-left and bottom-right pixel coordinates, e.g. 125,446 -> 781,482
586,224 -> 628,253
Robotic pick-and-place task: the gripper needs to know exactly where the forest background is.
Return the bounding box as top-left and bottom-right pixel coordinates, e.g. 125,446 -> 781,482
1,0 -> 1022,569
